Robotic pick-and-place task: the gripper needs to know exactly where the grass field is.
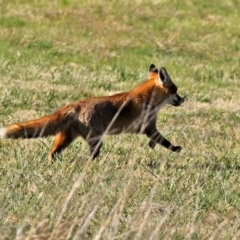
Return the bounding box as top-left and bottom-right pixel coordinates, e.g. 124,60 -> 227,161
1,0 -> 240,239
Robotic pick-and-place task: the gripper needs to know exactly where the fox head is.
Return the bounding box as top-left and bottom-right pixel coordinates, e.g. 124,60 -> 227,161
149,64 -> 185,107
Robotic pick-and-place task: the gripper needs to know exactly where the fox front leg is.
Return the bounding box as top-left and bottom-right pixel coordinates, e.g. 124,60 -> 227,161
148,139 -> 157,149
146,129 -> 181,152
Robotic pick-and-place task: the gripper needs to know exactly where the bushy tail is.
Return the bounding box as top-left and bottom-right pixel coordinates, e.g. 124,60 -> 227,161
0,104 -> 80,139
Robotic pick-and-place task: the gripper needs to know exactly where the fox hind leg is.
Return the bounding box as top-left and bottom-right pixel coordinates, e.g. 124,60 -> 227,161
49,129 -> 77,161
90,140 -> 103,160
86,133 -> 103,160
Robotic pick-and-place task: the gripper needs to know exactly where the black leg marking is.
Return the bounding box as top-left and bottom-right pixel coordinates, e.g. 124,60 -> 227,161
87,135 -> 103,160
146,130 -> 181,152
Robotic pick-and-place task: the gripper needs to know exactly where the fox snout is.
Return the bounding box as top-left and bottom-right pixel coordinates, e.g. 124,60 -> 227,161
169,94 -> 185,107
177,94 -> 185,105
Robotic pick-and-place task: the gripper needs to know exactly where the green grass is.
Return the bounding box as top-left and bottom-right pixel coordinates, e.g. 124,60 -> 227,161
1,0 -> 240,239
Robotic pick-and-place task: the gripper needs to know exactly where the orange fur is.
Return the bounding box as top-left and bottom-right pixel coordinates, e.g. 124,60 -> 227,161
0,64 -> 185,160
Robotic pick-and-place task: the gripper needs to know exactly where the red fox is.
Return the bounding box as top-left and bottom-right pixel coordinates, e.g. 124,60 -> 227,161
0,64 -> 184,160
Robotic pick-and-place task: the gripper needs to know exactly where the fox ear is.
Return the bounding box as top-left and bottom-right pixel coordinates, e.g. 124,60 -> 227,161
159,67 -> 171,84
149,64 -> 158,74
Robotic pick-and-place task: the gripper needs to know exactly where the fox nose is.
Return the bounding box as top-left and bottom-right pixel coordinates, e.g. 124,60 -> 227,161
177,94 -> 185,103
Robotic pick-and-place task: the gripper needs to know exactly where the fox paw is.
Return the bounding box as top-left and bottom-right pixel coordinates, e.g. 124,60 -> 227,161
172,146 -> 182,152
148,140 -> 156,149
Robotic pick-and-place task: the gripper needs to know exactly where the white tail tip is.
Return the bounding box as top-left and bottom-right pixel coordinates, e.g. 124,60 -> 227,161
0,127 -> 7,138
